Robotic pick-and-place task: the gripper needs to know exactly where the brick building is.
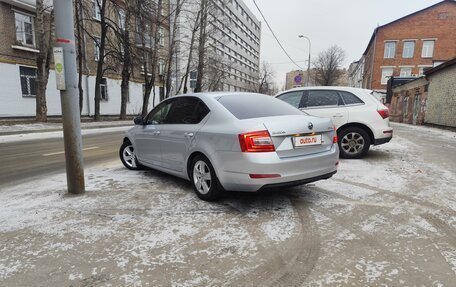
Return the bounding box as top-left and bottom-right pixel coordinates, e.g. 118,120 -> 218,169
0,0 -> 169,117
389,77 -> 428,125
349,0 -> 456,92
424,57 -> 456,127
390,57 -> 456,128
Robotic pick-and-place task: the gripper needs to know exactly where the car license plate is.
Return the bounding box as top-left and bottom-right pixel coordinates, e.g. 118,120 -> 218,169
294,135 -> 322,147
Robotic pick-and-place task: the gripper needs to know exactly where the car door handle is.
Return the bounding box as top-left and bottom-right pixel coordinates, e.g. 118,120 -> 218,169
184,132 -> 194,138
152,131 -> 161,136
333,114 -> 344,118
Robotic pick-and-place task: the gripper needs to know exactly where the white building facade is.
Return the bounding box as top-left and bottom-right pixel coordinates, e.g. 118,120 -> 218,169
0,0 -> 161,118
175,0 -> 261,93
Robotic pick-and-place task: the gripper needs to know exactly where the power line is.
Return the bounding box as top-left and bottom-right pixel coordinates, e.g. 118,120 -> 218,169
252,0 -> 303,70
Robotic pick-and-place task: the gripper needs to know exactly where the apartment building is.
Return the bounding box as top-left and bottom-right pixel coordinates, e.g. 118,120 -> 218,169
349,0 -> 456,92
0,0 -> 168,117
176,0 -> 261,93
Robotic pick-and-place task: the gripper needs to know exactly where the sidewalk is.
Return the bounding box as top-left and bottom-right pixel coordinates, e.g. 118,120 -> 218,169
0,120 -> 134,136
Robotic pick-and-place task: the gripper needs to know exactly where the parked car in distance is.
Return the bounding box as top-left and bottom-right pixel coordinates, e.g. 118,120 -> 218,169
120,93 -> 339,201
276,87 -> 393,159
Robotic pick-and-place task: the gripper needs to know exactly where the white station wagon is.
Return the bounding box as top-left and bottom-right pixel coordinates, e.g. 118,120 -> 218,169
276,87 -> 393,159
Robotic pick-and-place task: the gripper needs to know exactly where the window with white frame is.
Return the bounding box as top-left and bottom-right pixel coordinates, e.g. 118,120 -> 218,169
118,9 -> 126,30
159,27 -> 164,46
422,40 -> 435,58
93,1 -> 102,20
94,37 -> 101,61
15,12 -> 34,46
384,42 -> 396,58
189,71 -> 197,89
402,41 -> 415,58
400,67 -> 412,77
100,78 -> 108,101
19,66 -> 37,97
158,59 -> 165,75
418,67 -> 432,76
381,67 -> 393,85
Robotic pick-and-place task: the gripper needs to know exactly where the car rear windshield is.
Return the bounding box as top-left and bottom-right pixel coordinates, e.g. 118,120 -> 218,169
218,94 -> 303,120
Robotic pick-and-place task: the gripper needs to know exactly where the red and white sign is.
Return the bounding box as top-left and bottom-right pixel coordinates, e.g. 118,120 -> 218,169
294,135 -> 322,147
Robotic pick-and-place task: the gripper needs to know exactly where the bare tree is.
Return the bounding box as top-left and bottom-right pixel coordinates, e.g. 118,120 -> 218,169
313,45 -> 346,86
164,0 -> 183,99
258,61 -> 275,94
75,0 -> 85,113
178,9 -> 200,94
35,0 -> 53,122
194,0 -> 208,93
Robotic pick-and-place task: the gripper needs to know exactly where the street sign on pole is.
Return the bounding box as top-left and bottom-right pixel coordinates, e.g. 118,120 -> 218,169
53,47 -> 66,90
53,0 -> 85,194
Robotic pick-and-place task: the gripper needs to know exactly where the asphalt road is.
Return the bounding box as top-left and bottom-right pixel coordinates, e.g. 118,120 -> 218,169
0,131 -> 124,189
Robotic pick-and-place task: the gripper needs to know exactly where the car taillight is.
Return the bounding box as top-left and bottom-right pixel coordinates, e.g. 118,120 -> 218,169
239,130 -> 275,152
333,127 -> 338,144
377,109 -> 389,119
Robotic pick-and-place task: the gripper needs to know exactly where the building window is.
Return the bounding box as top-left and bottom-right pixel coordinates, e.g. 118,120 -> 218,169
94,37 -> 101,61
159,27 -> 165,46
100,78 -> 108,101
189,71 -> 197,89
15,12 -> 34,46
384,42 -> 396,59
93,1 -> 102,20
381,67 -> 393,85
118,9 -> 126,30
400,67 -> 412,77
158,59 -> 165,75
422,40 -> 435,58
19,66 -> 37,97
402,41 -> 415,58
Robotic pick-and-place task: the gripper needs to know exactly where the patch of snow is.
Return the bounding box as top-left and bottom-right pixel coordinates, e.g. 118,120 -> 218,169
354,258 -> 390,283
260,197 -> 297,242
0,126 -> 132,143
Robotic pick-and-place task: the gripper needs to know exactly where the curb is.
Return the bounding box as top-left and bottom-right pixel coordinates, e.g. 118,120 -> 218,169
0,124 -> 133,136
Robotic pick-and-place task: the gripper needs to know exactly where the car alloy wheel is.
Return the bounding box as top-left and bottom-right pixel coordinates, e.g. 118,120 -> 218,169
341,132 -> 365,155
120,141 -> 143,170
193,160 -> 212,195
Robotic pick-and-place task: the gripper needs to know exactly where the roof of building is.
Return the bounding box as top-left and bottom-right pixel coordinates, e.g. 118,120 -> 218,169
362,0 -> 456,56
424,57 -> 456,76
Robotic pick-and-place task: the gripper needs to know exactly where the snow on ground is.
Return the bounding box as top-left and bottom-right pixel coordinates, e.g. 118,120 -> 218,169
391,122 -> 456,141
0,126 -> 132,144
1,125 -> 455,285
0,120 -> 132,133
0,160 -> 300,285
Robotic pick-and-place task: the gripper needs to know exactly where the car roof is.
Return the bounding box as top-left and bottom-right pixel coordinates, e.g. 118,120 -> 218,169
279,86 -> 373,94
173,92 -> 266,99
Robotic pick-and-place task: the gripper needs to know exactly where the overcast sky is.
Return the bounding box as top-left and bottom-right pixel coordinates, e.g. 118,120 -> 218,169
242,0 -> 443,88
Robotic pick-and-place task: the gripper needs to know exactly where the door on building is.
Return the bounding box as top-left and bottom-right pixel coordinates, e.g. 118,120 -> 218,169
413,95 -> 420,125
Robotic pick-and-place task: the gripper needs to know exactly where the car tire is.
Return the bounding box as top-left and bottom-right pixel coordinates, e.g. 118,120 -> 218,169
190,155 -> 223,201
119,141 -> 144,170
338,127 -> 371,159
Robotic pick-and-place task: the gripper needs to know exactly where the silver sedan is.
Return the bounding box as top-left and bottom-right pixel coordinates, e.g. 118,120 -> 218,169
120,93 -> 339,201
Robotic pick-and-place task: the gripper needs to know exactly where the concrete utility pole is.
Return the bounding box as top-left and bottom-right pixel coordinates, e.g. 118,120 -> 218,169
298,35 -> 312,87
53,0 -> 85,194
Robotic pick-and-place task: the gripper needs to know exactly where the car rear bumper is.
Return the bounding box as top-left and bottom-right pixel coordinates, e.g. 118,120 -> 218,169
212,144 -> 339,192
257,171 -> 337,192
373,127 -> 393,145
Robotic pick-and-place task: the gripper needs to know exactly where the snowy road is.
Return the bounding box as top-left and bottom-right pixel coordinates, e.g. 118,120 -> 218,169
0,130 -> 127,188
0,123 -> 455,286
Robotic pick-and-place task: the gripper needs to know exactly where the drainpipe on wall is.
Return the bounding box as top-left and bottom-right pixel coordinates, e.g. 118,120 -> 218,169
370,30 -> 377,90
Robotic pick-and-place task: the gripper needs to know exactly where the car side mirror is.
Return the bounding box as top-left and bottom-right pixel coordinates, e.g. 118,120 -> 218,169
134,116 -> 145,125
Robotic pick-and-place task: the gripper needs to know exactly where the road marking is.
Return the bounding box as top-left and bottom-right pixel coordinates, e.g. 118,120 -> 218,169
42,146 -> 99,156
